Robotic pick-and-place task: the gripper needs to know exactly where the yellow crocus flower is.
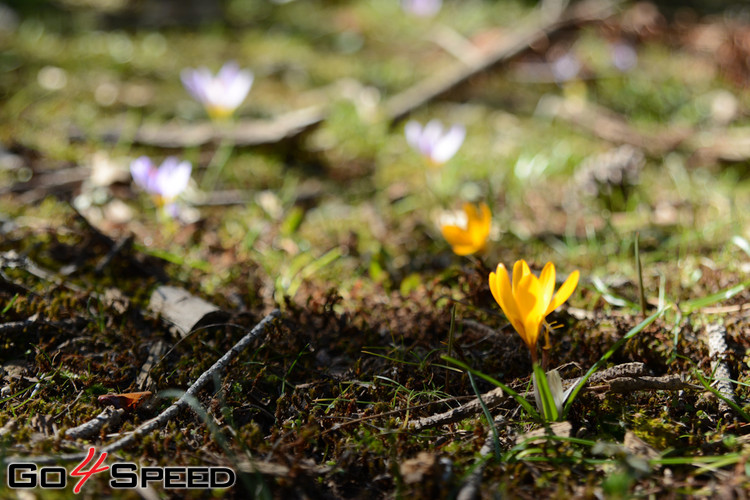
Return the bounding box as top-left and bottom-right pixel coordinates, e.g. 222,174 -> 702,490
440,202 -> 491,256
489,260 -> 579,362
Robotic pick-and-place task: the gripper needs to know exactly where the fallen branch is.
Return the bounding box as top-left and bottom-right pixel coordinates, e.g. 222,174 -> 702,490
65,407 -> 124,440
409,387 -> 507,430
603,374 -> 691,393
538,95 -> 692,156
236,458 -> 332,477
110,106 -> 325,149
385,0 -> 620,123
409,362 -> 680,431
3,310 -> 280,465
540,95 -> 750,165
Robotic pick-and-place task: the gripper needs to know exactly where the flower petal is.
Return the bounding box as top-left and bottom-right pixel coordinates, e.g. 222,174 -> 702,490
490,264 -> 522,330
155,157 -> 192,199
545,269 -> 579,315
421,119 -> 443,155
130,156 -> 155,191
470,203 -> 491,249
405,120 -> 423,150
517,274 -> 545,348
512,260 -> 530,297
223,70 -> 253,109
440,224 -> 473,251
431,124 -> 465,163
539,262 -> 556,311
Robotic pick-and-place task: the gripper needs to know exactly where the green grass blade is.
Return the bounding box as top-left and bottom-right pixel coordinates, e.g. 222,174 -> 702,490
532,363 -> 558,422
468,372 -> 502,461
680,280 -> 750,314
692,368 -> 750,422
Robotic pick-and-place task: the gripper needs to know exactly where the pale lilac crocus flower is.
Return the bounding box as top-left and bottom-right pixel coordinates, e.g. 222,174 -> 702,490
401,0 -> 442,17
550,53 -> 581,83
130,156 -> 192,211
180,61 -> 253,120
405,119 -> 465,165
610,42 -> 637,72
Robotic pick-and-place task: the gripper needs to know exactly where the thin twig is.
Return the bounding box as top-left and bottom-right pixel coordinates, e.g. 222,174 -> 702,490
410,363 -> 684,431
65,407 -> 125,440
126,106 -> 325,148
604,374 -> 693,393
2,310 -> 280,465
409,387 -> 507,430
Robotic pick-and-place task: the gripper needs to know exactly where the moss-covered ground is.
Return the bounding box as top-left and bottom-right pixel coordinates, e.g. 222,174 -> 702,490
2,0 -> 750,497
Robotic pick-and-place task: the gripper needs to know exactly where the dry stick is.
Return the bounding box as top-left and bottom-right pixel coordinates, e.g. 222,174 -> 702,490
543,95 -> 750,165
131,106 -> 326,148
409,387 -> 507,431
384,0 -> 620,123
705,322 -> 736,418
65,407 -> 125,440
3,310 -> 280,466
539,96 -> 692,156
408,362 -> 675,431
603,374 -> 691,393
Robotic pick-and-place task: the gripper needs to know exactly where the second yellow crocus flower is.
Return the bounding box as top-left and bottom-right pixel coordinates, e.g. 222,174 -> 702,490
489,260 -> 579,362
440,202 -> 491,256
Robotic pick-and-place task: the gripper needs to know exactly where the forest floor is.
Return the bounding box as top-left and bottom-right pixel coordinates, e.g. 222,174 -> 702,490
2,0 -> 750,498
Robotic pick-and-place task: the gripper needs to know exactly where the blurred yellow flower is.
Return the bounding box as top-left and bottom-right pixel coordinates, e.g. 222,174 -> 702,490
489,260 -> 579,362
440,202 -> 491,256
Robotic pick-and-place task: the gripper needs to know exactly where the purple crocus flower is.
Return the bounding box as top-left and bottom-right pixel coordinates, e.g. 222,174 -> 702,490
180,61 -> 253,120
550,53 -> 581,83
130,156 -> 192,206
405,119 -> 465,165
401,0 -> 442,17
610,42 -> 637,72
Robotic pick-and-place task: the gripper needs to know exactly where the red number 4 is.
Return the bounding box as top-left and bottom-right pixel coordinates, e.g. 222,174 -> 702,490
70,447 -> 109,494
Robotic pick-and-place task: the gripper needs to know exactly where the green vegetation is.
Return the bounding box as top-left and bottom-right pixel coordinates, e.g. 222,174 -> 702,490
2,0 -> 750,497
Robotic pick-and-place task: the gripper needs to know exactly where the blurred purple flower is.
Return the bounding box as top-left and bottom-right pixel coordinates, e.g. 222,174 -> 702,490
405,119 -> 465,165
610,42 -> 637,72
181,61 -> 253,120
401,0 -> 442,17
130,156 -> 192,205
550,53 -> 581,83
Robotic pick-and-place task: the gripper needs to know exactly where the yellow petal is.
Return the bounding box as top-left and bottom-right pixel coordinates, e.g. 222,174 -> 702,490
512,260 -> 530,297
490,264 -> 522,327
470,203 -> 491,248
463,202 -> 479,223
516,273 -> 546,348
522,315 -> 542,349
539,262 -> 556,310
489,269 -> 501,305
545,269 -> 580,315
441,224 -> 471,245
451,243 -> 482,255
